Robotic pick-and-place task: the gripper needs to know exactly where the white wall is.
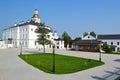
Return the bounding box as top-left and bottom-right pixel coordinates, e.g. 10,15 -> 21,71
54,40 -> 64,49
100,39 -> 120,52
2,24 -> 62,49
28,25 -> 37,48
101,39 -> 120,46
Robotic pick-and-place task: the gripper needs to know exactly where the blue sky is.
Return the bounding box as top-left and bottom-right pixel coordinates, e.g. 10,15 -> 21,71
0,0 -> 120,39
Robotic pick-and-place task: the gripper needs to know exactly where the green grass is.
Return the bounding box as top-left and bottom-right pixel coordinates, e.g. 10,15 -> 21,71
19,53 -> 104,74
112,52 -> 120,54
105,52 -> 120,55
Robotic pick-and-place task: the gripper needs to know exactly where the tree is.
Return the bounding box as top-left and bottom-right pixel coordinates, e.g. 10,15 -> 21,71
35,22 -> 52,53
73,37 -> 81,42
83,32 -> 96,38
90,32 -> 96,38
62,32 -> 72,48
83,32 -> 88,37
101,42 -> 112,53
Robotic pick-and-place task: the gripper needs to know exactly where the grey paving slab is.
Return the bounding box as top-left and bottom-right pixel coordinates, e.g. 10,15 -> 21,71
0,48 -> 120,80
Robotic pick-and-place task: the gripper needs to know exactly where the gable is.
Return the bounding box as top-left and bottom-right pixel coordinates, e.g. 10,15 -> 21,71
82,35 -> 96,40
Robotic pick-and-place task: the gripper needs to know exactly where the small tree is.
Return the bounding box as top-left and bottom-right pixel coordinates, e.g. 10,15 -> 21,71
83,32 -> 88,37
73,37 -> 81,42
83,32 -> 96,38
90,32 -> 96,38
35,22 -> 52,53
62,32 -> 72,47
101,42 -> 112,53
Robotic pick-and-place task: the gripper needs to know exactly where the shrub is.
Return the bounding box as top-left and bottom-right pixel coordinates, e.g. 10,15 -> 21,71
101,43 -> 112,53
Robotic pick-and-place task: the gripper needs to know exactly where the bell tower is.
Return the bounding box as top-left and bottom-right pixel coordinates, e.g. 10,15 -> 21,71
32,9 -> 40,23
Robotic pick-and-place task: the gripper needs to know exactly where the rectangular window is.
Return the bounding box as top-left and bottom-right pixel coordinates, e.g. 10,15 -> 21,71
26,34 -> 27,39
31,28 -> 33,31
23,34 -> 24,39
35,41 -> 37,45
111,42 -> 113,45
117,42 -> 119,45
25,42 -> 27,46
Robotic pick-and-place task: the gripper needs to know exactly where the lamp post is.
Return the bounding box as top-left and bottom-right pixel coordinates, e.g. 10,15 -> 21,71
99,44 -> 101,62
20,42 -> 22,55
52,44 -> 55,72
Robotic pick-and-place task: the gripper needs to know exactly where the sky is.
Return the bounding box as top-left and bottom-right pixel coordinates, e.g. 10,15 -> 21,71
0,0 -> 120,39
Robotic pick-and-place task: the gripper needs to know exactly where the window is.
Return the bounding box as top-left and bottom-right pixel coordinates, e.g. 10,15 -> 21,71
48,35 -> 50,38
117,48 -> 120,52
26,34 -> 27,39
52,33 -> 55,36
23,34 -> 24,39
35,41 -> 37,45
57,41 -> 59,45
31,28 -> 33,31
94,47 -> 97,50
117,42 -> 119,45
25,42 -> 27,46
111,42 -> 113,45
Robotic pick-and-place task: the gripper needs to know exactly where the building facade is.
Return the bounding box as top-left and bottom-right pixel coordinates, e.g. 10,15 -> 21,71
54,38 -> 64,49
72,33 -> 120,52
2,9 -> 64,49
72,33 -> 101,52
98,34 -> 120,52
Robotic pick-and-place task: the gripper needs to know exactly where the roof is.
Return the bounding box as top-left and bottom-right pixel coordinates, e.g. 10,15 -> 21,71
73,40 -> 101,45
98,34 -> 120,39
82,34 -> 96,40
3,20 -> 52,32
15,20 -> 35,27
54,38 -> 64,41
3,20 -> 35,31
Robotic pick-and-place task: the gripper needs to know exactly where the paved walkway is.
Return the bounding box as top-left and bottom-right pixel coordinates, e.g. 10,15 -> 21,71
0,48 -> 120,80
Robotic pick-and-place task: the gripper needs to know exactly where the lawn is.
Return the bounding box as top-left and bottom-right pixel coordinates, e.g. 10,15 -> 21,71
111,52 -> 120,55
19,53 -> 104,74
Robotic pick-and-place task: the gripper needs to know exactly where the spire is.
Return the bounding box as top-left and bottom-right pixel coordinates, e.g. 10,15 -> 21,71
32,9 -> 40,23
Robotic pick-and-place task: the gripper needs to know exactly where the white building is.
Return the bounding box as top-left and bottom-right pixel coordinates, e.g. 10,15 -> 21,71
2,9 -> 64,49
54,38 -> 64,49
72,33 -> 101,52
98,34 -> 120,52
72,32 -> 120,52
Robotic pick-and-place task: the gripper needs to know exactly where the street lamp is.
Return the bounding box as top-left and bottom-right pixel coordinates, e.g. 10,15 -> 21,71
52,44 -> 55,72
20,42 -> 22,55
99,44 -> 101,62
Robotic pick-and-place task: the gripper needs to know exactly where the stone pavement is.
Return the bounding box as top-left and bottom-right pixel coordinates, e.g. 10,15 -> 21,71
0,48 -> 120,80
